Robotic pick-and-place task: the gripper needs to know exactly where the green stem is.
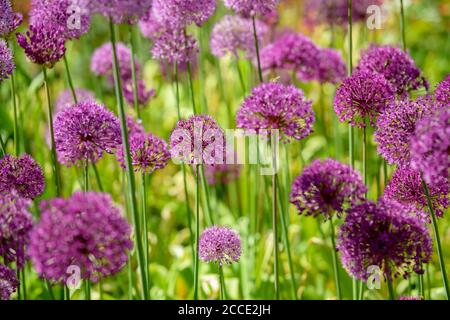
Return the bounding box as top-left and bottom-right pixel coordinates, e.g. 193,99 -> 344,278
0,134 -> 6,155
329,217 -> 342,300
84,280 -> 91,300
141,172 -> 150,290
45,281 -> 55,300
252,16 -> 263,83
399,0 -> 406,51
363,121 -> 368,193
219,265 -> 226,300
272,146 -> 280,300
194,164 -> 201,300
92,163 -> 104,192
63,55 -> 78,104
215,58 -> 233,128
200,165 -> 214,226
10,71 -> 19,156
235,58 -> 246,95
129,25 -> 141,119
84,160 -> 89,192
387,278 -> 395,300
418,273 -> 424,298
187,61 -> 197,115
109,18 -> 148,300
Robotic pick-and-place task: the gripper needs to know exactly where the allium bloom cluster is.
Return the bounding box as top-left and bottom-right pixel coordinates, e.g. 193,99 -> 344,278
88,0 -> 152,24
435,74 -> 449,104
152,29 -> 199,64
123,79 -> 155,106
385,167 -> 449,219
334,71 -> 395,127
290,158 -> 367,219
0,264 -> 19,300
316,48 -> 346,84
260,32 -> 320,81
356,45 -> 428,96
0,191 -> 33,268
117,132 -> 170,174
0,154 -> 45,199
170,114 -> 225,165
16,23 -> 66,68
0,39 -> 14,82
210,15 -> 268,59
153,0 -> 216,28
54,101 -> 122,166
0,0 -> 23,39
411,107 -> 450,184
375,96 -> 444,166
29,192 -> 133,283
199,226 -> 241,265
55,88 -> 95,113
204,163 -> 242,185
30,0 -> 91,40
337,198 -> 432,281
126,115 -> 145,136
223,0 -> 280,17
138,7 -> 164,40
236,83 -> 315,142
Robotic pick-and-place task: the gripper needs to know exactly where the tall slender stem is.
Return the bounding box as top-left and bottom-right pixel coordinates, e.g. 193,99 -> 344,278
129,25 -> 141,119
219,265 -> 226,300
194,164 -> 201,300
84,160 -> 89,192
10,72 -> 19,156
109,18 -> 148,300
272,145 -> 280,299
187,61 -> 197,115
329,217 -> 342,299
0,134 -> 6,155
141,172 -> 150,290
399,0 -> 407,51
252,16 -> 263,83
235,58 -> 246,95
387,278 -> 395,300
63,55 -> 78,104
200,165 -> 214,226
84,280 -> 91,300
92,163 -> 104,192
363,121 -> 368,192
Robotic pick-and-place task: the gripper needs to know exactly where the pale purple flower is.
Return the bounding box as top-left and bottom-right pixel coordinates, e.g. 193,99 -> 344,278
55,88 -> 95,113
223,0 -> 280,18
316,48 -> 346,84
88,0 -> 152,24
0,0 -> 23,39
435,74 -> 449,105
199,226 -> 241,265
123,79 -> 155,107
126,115 -> 145,136
0,264 -> 19,300
0,39 -> 14,82
138,7 -> 164,40
152,29 -> 199,64
153,0 -> 216,28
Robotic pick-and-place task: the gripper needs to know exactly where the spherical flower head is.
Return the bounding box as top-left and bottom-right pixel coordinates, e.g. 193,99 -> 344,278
16,23 -> 66,68
260,32 -> 320,81
88,0 -> 152,24
0,191 -> 33,269
126,115 -> 146,136
30,0 -> 91,40
151,28 -> 199,64
138,7 -> 165,40
123,79 -> 155,107
170,114 -> 225,165
223,0 -> 280,18
375,96 -> 444,166
0,39 -> 14,82
411,107 -> 450,185
236,82 -> 315,142
0,264 -> 19,300
435,74 -> 450,105
337,198 -> 432,281
153,0 -> 216,29
385,167 -> 448,219
290,158 -> 367,219
117,132 -> 170,174
0,0 -> 23,39
0,154 -> 45,199
54,101 -> 122,166
55,88 -> 95,113
316,48 -> 346,84
199,226 -> 241,265
29,191 -> 133,283
210,15 -> 268,59
356,45 -> 429,97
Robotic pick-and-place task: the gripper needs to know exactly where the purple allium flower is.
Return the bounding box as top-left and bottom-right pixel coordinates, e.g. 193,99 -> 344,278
0,39 -> 14,82
117,132 -> 170,174
435,74 -> 450,105
223,0 -> 280,18
411,107 -> 450,185
138,7 -> 165,40
375,96 -> 444,166
55,88 -> 95,113
123,79 -> 155,107
385,167 -> 448,219
316,48 -> 346,84
0,0 -> 23,39
30,0 -> 91,40
199,226 -> 241,265
236,82 -> 315,142
334,70 -> 395,127
54,101 -> 122,166
126,115 -> 146,136
259,32 -> 320,81
153,0 -> 216,28
170,114 -> 225,165
152,29 -> 199,64
0,191 -> 33,269
210,15 -> 268,59
290,158 -> 367,219
356,45 -> 429,97
0,154 -> 45,199
397,296 -> 423,300
337,198 -> 432,281
28,191 -> 133,283
16,23 -> 66,68
88,0 -> 152,24
0,264 -> 19,300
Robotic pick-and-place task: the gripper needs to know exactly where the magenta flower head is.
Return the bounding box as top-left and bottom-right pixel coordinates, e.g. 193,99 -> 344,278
123,79 -> 155,107
316,48 -> 346,84
0,154 -> 45,199
0,0 -> 23,39
356,45 -> 428,97
337,198 -> 432,281
126,115 -> 145,136
385,167 -> 448,219
435,74 -> 450,105
138,7 -> 164,40
290,158 -> 367,219
334,70 -> 395,127
210,15 -> 268,59
0,191 -> 33,269
16,23 -> 66,68
375,96 -> 444,166
170,114 -> 225,165
54,101 -> 122,166
0,39 -> 14,82
153,0 -> 216,28
117,132 -> 170,174
88,0 -> 152,24
55,88 -> 95,113
199,226 -> 241,266
411,107 -> 450,184
28,191 -> 133,283
236,82 -> 315,142
224,0 -> 280,17
0,264 -> 19,300
30,0 -> 91,40
152,28 -> 199,64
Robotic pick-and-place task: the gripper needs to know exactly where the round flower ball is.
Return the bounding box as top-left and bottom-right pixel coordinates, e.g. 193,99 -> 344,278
199,226 -> 241,265
0,0 -> 23,38
55,88 -> 95,113
0,39 -> 14,82
88,0 -> 152,24
316,48 -> 346,84
153,0 -> 216,28
28,191 -> 133,283
0,264 -> 19,300
151,29 -> 199,64
223,0 -> 280,18
435,74 -> 449,104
